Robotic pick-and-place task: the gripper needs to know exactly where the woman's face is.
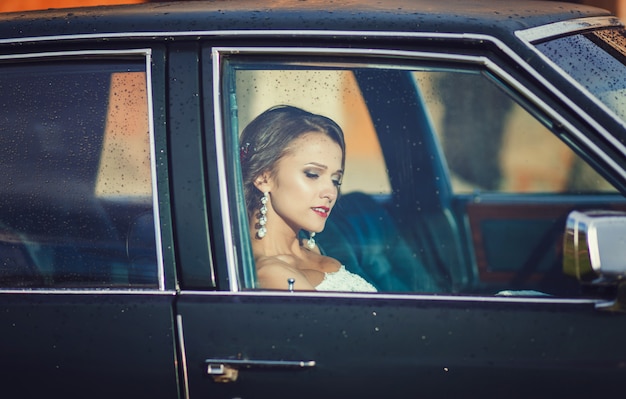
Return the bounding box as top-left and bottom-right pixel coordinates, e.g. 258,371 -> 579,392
263,132 -> 343,234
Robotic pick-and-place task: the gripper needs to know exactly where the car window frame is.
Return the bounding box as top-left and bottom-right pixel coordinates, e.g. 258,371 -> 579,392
210,38 -> 624,301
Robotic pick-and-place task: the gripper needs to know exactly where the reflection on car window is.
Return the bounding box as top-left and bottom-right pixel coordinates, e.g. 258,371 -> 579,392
0,58 -> 158,289
414,71 -> 616,194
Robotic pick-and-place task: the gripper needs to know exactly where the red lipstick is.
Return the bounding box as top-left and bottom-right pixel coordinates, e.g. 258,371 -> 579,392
312,206 -> 330,218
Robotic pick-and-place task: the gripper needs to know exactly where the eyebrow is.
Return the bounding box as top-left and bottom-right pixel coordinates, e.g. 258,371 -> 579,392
305,162 -> 327,169
306,162 -> 343,174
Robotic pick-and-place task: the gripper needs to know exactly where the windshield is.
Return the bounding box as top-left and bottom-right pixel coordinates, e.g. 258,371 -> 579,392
535,27 -> 626,126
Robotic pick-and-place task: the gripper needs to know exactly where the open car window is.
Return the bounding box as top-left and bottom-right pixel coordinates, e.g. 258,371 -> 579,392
221,53 -> 624,297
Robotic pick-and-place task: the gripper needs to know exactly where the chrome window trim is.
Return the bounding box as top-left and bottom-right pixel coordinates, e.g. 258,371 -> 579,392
178,289 -> 603,306
0,289 -> 176,295
0,19 -> 620,47
517,20 -> 626,148
0,48 -> 150,60
0,29 -> 529,46
0,48 -> 166,292
144,49 -> 167,291
211,48 -> 240,292
213,45 -> 626,293
515,16 -> 623,43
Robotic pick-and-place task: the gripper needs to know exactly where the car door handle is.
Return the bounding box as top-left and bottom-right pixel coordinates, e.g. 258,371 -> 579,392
205,358 -> 316,383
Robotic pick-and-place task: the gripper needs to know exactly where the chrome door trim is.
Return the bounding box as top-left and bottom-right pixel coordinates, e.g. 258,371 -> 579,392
177,288 -> 605,306
0,289 -> 177,295
176,315 -> 190,399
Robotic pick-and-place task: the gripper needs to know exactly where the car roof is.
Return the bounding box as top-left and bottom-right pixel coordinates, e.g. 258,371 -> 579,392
0,0 -> 612,43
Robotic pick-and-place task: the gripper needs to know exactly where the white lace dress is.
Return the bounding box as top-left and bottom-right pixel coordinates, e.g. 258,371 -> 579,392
315,265 -> 377,292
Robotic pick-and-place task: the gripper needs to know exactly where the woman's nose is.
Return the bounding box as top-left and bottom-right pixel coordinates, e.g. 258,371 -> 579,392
321,180 -> 337,202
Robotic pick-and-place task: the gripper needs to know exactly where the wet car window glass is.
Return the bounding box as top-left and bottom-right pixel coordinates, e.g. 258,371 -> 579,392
414,70 -> 616,194
225,58 -> 620,297
0,59 -> 158,289
535,28 -> 626,127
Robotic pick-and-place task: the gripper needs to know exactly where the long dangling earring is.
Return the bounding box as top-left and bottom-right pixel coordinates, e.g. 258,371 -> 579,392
257,192 -> 268,238
306,232 -> 316,249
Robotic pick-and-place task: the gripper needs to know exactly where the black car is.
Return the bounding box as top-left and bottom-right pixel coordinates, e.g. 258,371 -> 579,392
1,0 -> 626,397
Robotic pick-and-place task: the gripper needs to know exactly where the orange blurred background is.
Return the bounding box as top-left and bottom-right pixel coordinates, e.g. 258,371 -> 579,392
0,0 -> 624,20
0,0 -> 146,13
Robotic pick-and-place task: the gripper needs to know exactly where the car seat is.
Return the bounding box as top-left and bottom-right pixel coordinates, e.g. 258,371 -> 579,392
317,192 -> 444,293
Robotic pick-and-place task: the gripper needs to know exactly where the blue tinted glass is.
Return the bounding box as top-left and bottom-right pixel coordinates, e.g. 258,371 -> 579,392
0,59 -> 158,289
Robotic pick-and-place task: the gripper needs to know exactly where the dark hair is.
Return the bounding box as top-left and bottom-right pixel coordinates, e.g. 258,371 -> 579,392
239,105 -> 346,216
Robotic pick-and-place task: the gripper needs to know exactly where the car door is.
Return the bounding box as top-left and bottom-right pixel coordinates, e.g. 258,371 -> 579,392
0,47 -> 179,398
176,36 -> 626,398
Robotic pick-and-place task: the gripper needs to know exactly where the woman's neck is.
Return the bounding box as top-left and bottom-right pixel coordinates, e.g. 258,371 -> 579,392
250,222 -> 305,258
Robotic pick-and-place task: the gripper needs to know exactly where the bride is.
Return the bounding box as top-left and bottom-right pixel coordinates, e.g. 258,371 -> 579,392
239,105 -> 377,292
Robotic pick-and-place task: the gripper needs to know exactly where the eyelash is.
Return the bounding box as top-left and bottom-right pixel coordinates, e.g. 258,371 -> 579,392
305,171 -> 342,187
305,171 -> 319,179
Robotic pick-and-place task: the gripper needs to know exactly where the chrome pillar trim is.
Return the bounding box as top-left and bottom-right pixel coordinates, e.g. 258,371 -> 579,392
211,47 -> 241,292
516,16 -> 623,43
144,49 -> 167,291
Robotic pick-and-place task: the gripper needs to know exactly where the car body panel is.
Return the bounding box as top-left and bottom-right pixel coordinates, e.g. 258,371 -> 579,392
0,292 -> 179,398
178,292 -> 626,398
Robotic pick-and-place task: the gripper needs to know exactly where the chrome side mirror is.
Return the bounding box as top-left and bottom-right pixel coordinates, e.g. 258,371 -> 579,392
563,210 -> 626,311
563,210 -> 626,284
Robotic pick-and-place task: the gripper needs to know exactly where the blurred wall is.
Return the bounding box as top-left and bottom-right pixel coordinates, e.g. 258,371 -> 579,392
581,0 -> 625,20
0,0 -> 145,13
